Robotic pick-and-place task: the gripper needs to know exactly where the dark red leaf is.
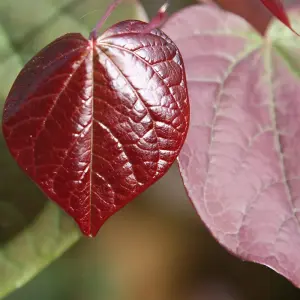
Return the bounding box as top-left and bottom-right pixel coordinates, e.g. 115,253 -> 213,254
2,12 -> 189,236
204,0 -> 299,36
260,0 -> 300,35
211,0 -> 272,35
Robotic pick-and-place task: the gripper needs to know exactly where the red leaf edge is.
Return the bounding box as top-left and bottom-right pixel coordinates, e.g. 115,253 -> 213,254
260,0 -> 300,35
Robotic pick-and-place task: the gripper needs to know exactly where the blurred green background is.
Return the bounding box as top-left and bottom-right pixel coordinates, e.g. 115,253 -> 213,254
1,0 -> 300,299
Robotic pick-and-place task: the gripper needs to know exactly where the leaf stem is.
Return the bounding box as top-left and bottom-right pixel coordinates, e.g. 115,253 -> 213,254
89,0 -> 170,40
142,1 -> 170,33
89,0 -> 123,40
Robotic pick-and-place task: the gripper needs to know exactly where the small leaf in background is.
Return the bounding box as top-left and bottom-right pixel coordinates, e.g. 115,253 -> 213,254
163,4 -> 300,288
260,0 -> 300,35
211,0 -> 272,35
207,0 -> 299,36
2,1 -> 190,237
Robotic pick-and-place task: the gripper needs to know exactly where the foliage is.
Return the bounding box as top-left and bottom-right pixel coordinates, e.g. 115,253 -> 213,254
1,0 -> 300,298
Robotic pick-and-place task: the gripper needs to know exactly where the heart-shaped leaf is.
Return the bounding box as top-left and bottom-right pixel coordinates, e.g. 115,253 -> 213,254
2,5 -> 189,237
163,4 -> 300,287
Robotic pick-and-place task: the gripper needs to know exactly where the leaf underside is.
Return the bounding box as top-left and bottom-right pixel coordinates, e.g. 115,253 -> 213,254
163,4 -> 300,287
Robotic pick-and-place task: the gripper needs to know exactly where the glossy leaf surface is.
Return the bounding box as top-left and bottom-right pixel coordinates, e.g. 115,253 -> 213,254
2,20 -> 189,237
163,4 -> 300,287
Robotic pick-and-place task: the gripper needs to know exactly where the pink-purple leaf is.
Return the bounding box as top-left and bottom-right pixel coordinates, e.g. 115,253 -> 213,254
163,4 -> 300,287
2,16 -> 189,237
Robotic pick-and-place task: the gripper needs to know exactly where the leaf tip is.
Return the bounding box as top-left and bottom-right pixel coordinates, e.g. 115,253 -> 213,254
261,0 -> 300,36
